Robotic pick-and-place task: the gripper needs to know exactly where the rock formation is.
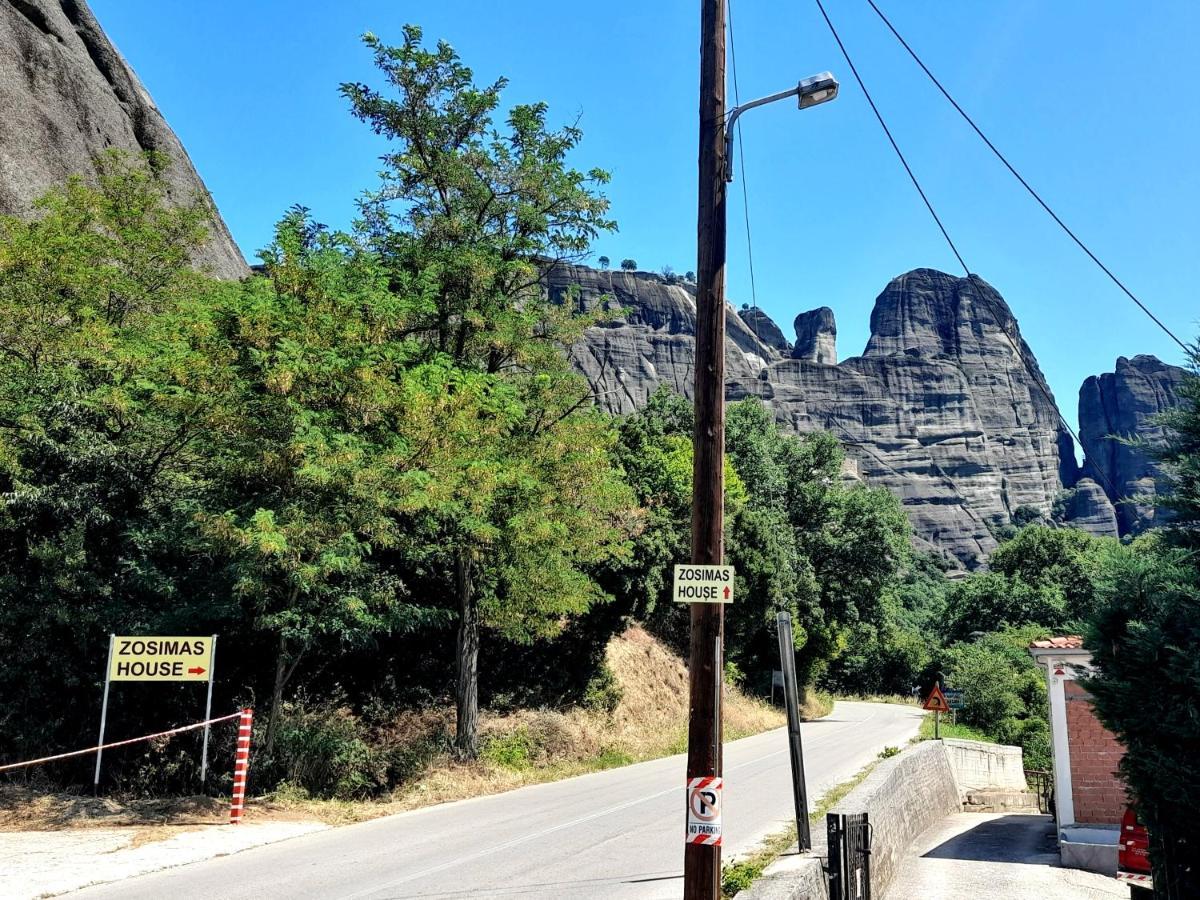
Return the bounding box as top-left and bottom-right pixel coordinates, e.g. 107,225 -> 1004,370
558,264 -> 1079,567
0,0 -> 246,278
738,306 -> 790,356
1060,477 -> 1119,538
1076,354 -> 1189,534
792,307 -> 836,364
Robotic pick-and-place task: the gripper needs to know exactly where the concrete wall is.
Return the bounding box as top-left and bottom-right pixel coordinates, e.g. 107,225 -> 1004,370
1064,681 -> 1127,824
942,738 -> 1027,793
826,741 -> 964,897
740,738 -> 1029,900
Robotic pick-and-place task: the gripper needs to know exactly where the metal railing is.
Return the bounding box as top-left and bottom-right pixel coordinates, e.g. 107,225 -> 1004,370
1025,768 -> 1054,817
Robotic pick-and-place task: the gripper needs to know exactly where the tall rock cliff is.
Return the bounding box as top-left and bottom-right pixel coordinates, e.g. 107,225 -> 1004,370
1076,354 -> 1189,535
0,0 -> 246,278
558,265 -> 1077,567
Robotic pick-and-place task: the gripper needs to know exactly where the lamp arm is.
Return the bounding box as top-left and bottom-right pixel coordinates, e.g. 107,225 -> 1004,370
723,86 -> 801,182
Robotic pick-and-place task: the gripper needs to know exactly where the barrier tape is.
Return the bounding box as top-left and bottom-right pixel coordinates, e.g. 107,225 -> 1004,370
0,712 -> 243,773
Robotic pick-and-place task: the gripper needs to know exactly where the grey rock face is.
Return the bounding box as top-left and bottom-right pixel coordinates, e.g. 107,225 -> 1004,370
561,264 -> 1077,567
1077,354 -> 1188,534
0,0 -> 246,278
1061,477 -> 1119,538
792,307 -> 837,364
737,307 -> 791,356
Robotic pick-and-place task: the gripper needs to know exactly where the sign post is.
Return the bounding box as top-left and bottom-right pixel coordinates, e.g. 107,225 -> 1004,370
199,635 -> 218,787
94,635 -> 216,792
93,634 -> 115,796
776,612 -> 812,850
944,687 -> 964,727
923,684 -> 951,739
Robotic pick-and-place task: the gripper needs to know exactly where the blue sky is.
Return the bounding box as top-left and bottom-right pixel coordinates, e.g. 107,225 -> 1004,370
92,0 -> 1198,435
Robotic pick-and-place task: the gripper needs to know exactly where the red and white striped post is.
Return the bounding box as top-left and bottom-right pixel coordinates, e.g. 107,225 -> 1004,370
229,708 -> 253,824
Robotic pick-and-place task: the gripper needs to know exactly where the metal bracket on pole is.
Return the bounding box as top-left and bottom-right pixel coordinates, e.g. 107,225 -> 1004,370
93,634 -> 115,796
200,634 -> 218,787
776,612 -> 812,850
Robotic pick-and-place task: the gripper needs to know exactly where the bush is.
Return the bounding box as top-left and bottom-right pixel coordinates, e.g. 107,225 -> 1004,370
262,700 -> 446,799
582,663 -> 623,714
939,628 -> 1050,769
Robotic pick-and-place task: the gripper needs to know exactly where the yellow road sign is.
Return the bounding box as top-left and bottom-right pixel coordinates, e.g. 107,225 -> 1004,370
109,636 -> 214,682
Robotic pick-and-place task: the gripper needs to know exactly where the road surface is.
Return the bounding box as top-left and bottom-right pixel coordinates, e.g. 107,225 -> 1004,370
884,813 -> 1125,899
71,701 -> 922,899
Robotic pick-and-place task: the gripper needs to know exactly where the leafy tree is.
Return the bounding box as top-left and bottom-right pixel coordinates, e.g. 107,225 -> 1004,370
989,525 -> 1112,622
939,627 -> 1050,768
1086,353 -> 1200,896
339,26 -> 634,757
685,271 -> 696,283
1156,348 -> 1200,539
597,255 -> 610,269
1087,540 -> 1200,896
615,396 -> 911,690
203,210 -> 447,751
620,258 -> 637,271
0,152 -> 238,764
941,571 -> 1066,644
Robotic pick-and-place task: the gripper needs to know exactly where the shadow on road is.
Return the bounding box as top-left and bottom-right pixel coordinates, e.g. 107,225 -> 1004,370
922,814 -> 1059,864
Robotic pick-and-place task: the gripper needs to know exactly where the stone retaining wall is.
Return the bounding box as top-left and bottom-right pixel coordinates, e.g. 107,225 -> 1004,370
739,737 -> 1027,900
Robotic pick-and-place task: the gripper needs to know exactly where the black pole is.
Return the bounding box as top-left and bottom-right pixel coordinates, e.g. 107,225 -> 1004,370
776,612 -> 812,850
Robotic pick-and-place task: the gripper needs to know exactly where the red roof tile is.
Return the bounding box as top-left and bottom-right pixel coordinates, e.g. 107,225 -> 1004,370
1029,635 -> 1086,649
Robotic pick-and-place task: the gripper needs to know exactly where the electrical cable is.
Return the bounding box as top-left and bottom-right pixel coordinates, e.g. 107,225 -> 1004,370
813,0 -> 969,275
864,0 -> 1189,354
728,0 -> 764,354
813,0 -> 1120,503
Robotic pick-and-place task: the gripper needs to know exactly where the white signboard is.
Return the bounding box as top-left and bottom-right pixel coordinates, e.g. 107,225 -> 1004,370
685,776 -> 723,845
672,564 -> 735,604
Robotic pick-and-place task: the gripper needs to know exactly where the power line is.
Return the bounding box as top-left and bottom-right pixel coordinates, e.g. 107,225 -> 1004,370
727,0 -> 762,351
813,0 -> 1120,503
813,0 -> 969,275
863,0 -> 1190,355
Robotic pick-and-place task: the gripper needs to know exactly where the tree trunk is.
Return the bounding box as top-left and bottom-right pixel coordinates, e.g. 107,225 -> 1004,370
263,632 -> 288,756
454,550 -> 480,759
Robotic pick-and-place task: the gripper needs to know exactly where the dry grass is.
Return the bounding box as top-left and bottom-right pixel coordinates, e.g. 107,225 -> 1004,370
5,625 -> 789,830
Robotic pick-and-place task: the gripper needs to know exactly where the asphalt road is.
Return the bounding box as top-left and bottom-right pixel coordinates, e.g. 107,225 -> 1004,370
884,813 -> 1125,899
71,701 -> 923,900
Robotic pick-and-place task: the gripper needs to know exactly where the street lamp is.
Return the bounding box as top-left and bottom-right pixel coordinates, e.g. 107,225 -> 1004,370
724,72 -> 840,181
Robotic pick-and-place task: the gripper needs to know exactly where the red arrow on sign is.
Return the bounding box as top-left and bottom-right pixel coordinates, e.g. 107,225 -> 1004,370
723,586 -> 730,600
188,666 -> 206,675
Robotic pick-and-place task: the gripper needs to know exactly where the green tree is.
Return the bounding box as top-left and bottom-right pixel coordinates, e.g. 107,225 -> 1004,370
597,255 -> 610,269
339,26 -> 634,757
1085,356 -> 1200,899
1156,348 -> 1200,538
203,210 -> 450,752
989,525 -> 1112,622
1087,540 -> 1200,896
941,571 -> 1067,644
940,627 -> 1050,768
0,152 -> 237,762
620,258 -> 637,271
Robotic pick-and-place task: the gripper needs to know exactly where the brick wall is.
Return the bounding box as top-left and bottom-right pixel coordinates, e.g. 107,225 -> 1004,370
1064,680 -> 1127,824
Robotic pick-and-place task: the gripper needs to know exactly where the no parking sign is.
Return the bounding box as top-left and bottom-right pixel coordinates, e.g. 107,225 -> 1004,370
686,776 -> 723,846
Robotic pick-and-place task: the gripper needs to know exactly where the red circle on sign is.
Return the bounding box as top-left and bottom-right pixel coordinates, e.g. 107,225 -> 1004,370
690,786 -> 720,821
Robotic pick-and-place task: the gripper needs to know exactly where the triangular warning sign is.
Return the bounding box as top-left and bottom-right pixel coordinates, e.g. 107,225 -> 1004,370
923,684 -> 951,713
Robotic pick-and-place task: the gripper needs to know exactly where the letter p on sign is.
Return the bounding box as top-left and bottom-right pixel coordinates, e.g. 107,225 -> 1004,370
686,776 -> 723,845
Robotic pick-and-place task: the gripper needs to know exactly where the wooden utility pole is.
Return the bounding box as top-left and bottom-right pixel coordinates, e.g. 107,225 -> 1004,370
685,0 -> 727,896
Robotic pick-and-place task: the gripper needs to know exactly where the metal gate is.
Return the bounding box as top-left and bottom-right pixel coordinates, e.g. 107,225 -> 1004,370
827,812 -> 872,900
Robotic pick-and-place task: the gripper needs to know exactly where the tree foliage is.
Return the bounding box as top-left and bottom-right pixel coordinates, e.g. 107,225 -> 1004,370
1086,354 -> 1200,896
